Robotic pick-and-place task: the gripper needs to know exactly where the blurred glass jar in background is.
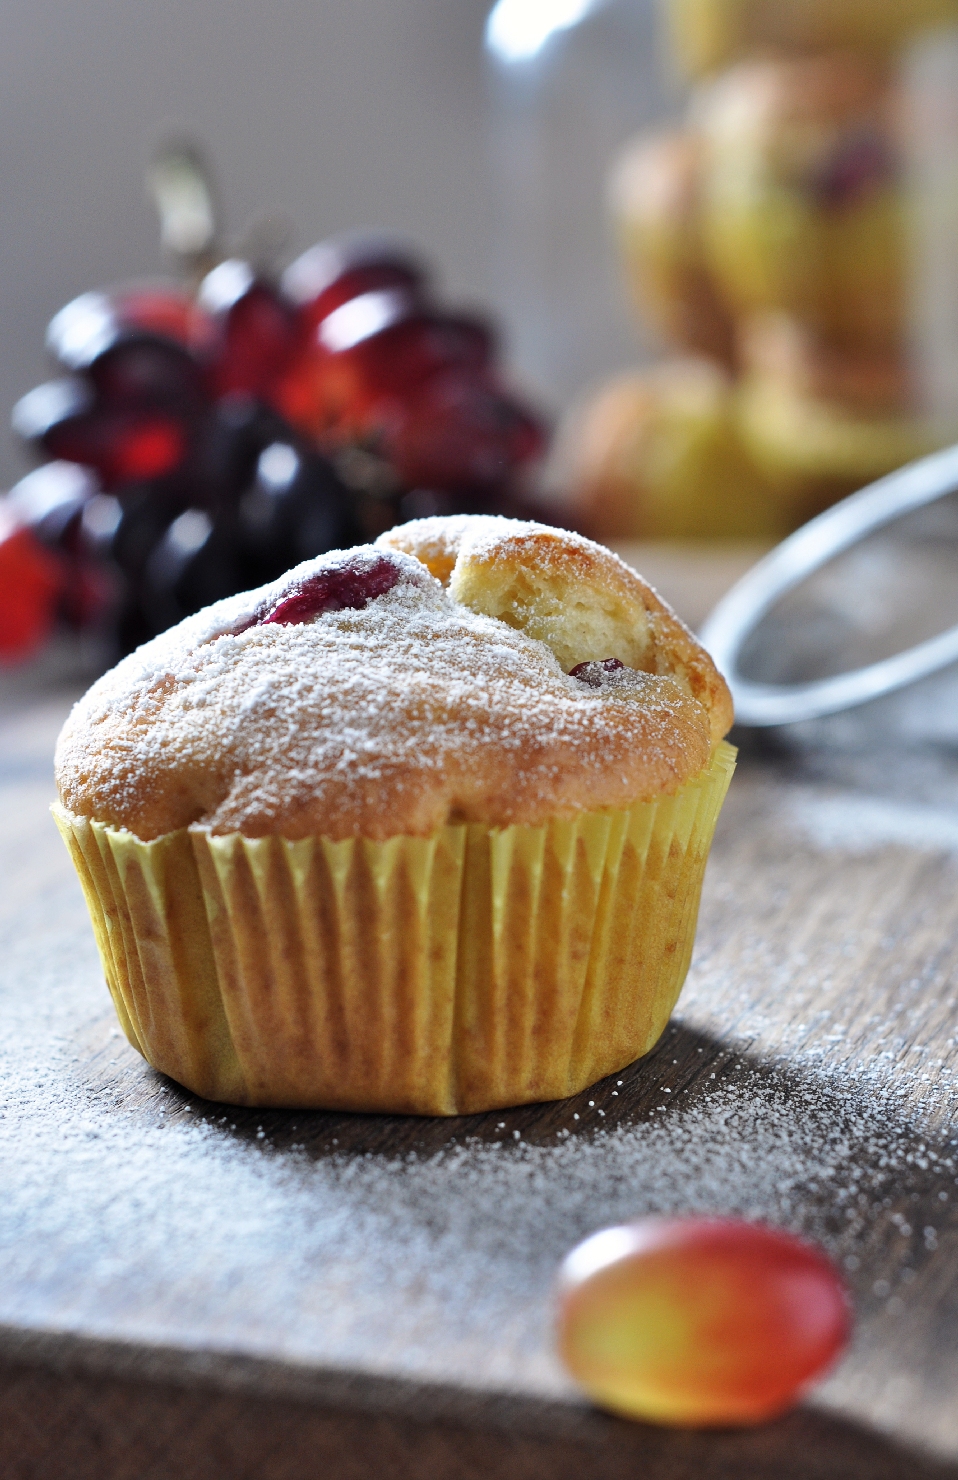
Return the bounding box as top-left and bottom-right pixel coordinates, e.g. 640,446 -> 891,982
483,0 -> 683,414
504,0 -> 958,543
905,29 -> 958,428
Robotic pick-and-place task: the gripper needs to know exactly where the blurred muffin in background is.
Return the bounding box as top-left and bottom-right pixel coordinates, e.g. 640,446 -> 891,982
696,53 -> 905,351
548,359 -> 781,541
740,312 -> 912,415
666,0 -> 958,78
609,131 -> 737,367
562,11 -> 958,548
737,314 -> 948,525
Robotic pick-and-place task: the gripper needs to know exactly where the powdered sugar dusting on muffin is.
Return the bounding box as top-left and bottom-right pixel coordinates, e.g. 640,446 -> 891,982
55,531 -> 723,842
382,517 -> 734,746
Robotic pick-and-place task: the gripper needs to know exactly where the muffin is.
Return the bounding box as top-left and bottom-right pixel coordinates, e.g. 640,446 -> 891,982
736,367 -> 949,526
696,54 -> 905,351
740,312 -> 913,417
735,310 -> 944,522
667,0 -> 958,78
548,360 -> 783,541
54,519 -> 734,1115
608,130 -> 737,367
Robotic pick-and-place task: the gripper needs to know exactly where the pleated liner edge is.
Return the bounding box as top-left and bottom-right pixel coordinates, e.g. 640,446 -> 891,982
53,741 -> 735,1115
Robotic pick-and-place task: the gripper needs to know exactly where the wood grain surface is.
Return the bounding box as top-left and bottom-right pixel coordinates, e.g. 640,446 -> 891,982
1,555 -> 957,1480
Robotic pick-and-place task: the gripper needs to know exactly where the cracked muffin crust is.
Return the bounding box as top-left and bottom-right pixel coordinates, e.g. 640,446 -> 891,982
55,517 -> 732,843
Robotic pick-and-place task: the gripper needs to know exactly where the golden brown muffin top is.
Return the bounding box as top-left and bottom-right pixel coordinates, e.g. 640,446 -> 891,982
55,518 -> 732,842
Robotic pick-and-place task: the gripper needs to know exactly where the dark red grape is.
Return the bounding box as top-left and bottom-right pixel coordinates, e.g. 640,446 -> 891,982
4,464 -> 119,636
14,373 -> 191,487
312,286 -> 419,358
6,461 -> 98,546
113,419 -> 188,482
198,260 -> 300,401
140,508 -> 246,635
386,371 -> 546,492
0,512 -> 65,660
12,379 -> 95,445
45,286 -> 204,422
327,312 -> 494,396
195,396 -> 291,502
46,285 -> 206,367
236,438 -> 355,577
278,314 -> 494,453
273,234 -> 546,505
123,285 -> 205,346
111,493 -> 201,658
53,548 -> 117,633
569,658 -> 626,685
79,492 -> 123,555
27,410 -> 185,489
281,234 -> 426,332
178,396 -> 358,592
89,340 -> 203,414
250,554 -> 401,628
269,347 -> 325,438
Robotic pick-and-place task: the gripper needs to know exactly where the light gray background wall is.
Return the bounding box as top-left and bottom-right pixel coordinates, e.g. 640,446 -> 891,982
0,0 -> 672,489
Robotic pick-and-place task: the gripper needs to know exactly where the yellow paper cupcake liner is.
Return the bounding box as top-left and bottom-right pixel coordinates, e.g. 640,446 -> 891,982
53,741 -> 735,1116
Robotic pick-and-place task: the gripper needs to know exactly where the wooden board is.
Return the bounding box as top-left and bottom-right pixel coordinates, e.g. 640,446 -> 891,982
1,553 -> 957,1480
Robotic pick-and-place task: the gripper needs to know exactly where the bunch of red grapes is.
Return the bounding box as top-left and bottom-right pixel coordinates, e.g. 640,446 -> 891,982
1,236 -> 546,661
